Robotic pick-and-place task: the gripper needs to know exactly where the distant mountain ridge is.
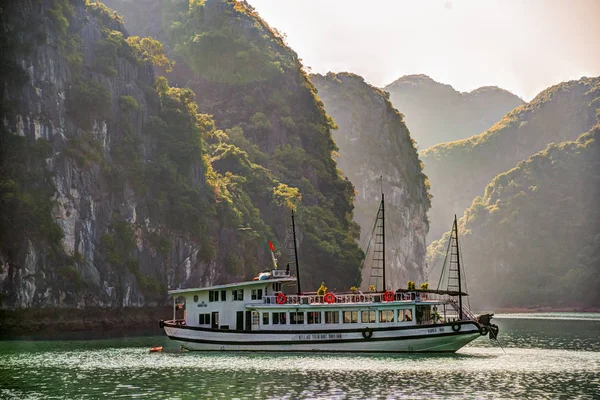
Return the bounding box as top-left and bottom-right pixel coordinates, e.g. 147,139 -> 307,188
422,76 -> 600,242
384,74 -> 523,150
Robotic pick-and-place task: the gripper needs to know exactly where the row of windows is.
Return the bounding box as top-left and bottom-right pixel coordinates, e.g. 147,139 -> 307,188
208,290 -> 227,302
261,309 -> 412,325
198,288 -> 264,302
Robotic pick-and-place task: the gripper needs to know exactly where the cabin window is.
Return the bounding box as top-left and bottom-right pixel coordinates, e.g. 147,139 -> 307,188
193,295 -> 198,303
343,311 -> 358,324
398,309 -> 413,322
198,313 -> 211,325
325,311 -> 340,324
379,310 -> 394,323
209,290 -> 220,302
221,290 -> 226,301
252,311 -> 260,327
251,289 -> 263,300
290,312 -> 305,324
262,313 -> 269,325
273,312 -> 287,325
361,310 -> 376,323
232,289 -> 244,301
272,282 -> 281,292
307,311 -> 322,324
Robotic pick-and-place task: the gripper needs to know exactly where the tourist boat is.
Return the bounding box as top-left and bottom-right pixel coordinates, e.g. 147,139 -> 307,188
160,192 -> 499,353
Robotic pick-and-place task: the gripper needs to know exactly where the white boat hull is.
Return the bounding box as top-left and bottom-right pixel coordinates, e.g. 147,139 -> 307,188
164,321 -> 481,353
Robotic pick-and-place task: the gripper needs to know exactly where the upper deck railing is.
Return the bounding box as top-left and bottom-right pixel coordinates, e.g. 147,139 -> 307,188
262,291 -> 447,306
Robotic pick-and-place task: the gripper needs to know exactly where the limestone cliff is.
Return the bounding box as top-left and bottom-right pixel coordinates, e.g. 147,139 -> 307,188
0,0 -> 365,314
0,0 -> 219,308
94,0 -> 366,291
311,73 -> 430,289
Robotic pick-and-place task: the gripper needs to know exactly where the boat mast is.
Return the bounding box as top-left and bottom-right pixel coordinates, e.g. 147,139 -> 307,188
291,209 -> 301,295
454,214 -> 463,320
381,189 -> 386,292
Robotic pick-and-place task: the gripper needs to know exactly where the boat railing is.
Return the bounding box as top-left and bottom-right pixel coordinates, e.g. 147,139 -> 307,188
263,291 -> 461,306
447,297 -> 477,321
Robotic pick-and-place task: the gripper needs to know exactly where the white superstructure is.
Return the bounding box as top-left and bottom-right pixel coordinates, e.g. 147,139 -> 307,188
161,270 -> 488,353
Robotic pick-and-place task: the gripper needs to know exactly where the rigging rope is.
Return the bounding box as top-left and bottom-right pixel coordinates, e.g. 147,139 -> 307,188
436,231 -> 453,291
458,239 -> 471,310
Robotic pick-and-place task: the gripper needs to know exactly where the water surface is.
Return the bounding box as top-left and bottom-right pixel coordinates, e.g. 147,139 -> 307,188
1,313 -> 598,399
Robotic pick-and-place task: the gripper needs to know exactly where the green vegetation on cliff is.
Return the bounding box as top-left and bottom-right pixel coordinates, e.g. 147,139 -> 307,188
107,0 -> 365,290
423,77 -> 600,242
428,126 -> 600,308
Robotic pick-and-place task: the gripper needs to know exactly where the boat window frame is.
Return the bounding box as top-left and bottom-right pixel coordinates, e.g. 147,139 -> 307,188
324,310 -> 340,324
232,289 -> 244,301
273,312 -> 286,325
289,311 -> 305,325
343,310 -> 358,324
361,310 -> 376,324
379,309 -> 394,323
198,313 -> 211,325
307,311 -> 322,324
251,288 -> 264,300
221,290 -> 226,301
398,309 -> 413,322
262,312 -> 269,325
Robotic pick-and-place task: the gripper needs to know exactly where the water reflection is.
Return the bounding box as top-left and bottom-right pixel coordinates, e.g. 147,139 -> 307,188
0,313 -> 598,399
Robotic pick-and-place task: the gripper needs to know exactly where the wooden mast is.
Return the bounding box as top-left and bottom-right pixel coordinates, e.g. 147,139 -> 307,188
291,209 -> 301,296
454,214 -> 463,320
381,192 -> 386,291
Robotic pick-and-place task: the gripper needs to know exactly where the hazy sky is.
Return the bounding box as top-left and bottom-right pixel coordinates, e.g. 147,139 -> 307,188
247,0 -> 600,101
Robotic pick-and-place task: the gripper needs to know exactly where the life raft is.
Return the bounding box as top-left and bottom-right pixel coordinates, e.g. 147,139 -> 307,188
383,291 -> 394,302
276,293 -> 287,304
324,292 -> 336,304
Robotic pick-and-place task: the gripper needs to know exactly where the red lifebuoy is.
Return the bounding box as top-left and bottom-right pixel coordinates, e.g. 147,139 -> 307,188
276,293 -> 287,304
383,291 -> 394,302
324,292 -> 336,304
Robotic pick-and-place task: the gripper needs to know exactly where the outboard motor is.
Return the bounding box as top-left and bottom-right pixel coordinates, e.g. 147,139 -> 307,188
477,313 -> 500,341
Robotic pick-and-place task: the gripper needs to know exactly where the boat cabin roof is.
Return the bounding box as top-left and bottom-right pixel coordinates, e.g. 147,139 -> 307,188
168,277 -> 296,295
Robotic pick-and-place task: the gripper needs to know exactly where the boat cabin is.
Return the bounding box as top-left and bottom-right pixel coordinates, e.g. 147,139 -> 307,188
168,270 -> 466,332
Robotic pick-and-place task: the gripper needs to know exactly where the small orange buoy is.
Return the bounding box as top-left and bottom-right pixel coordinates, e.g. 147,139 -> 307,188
149,346 -> 163,353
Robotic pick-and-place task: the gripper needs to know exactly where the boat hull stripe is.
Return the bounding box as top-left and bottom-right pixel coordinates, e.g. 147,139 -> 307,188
167,330 -> 475,346
163,320 -> 477,335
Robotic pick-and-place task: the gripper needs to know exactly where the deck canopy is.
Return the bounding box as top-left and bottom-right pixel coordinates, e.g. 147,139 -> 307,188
168,277 -> 296,295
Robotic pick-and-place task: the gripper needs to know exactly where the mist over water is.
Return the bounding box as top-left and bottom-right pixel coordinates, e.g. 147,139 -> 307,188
0,313 -> 598,399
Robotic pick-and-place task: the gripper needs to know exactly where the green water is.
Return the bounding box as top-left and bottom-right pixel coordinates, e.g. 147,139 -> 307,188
0,313 -> 598,399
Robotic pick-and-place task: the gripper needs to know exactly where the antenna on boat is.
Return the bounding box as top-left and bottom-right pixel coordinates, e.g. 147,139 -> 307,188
291,209 -> 301,295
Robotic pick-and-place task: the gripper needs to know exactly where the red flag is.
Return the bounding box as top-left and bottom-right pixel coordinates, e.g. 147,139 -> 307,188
269,241 -> 275,251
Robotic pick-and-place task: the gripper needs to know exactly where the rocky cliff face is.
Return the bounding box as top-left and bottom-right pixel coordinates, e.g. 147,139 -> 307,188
0,0 -> 225,308
311,73 -> 430,289
384,74 -> 523,150
1,0 -> 366,311
95,0 -> 366,291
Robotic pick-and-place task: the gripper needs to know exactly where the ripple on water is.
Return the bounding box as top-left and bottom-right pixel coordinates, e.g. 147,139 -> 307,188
1,313 -> 599,399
